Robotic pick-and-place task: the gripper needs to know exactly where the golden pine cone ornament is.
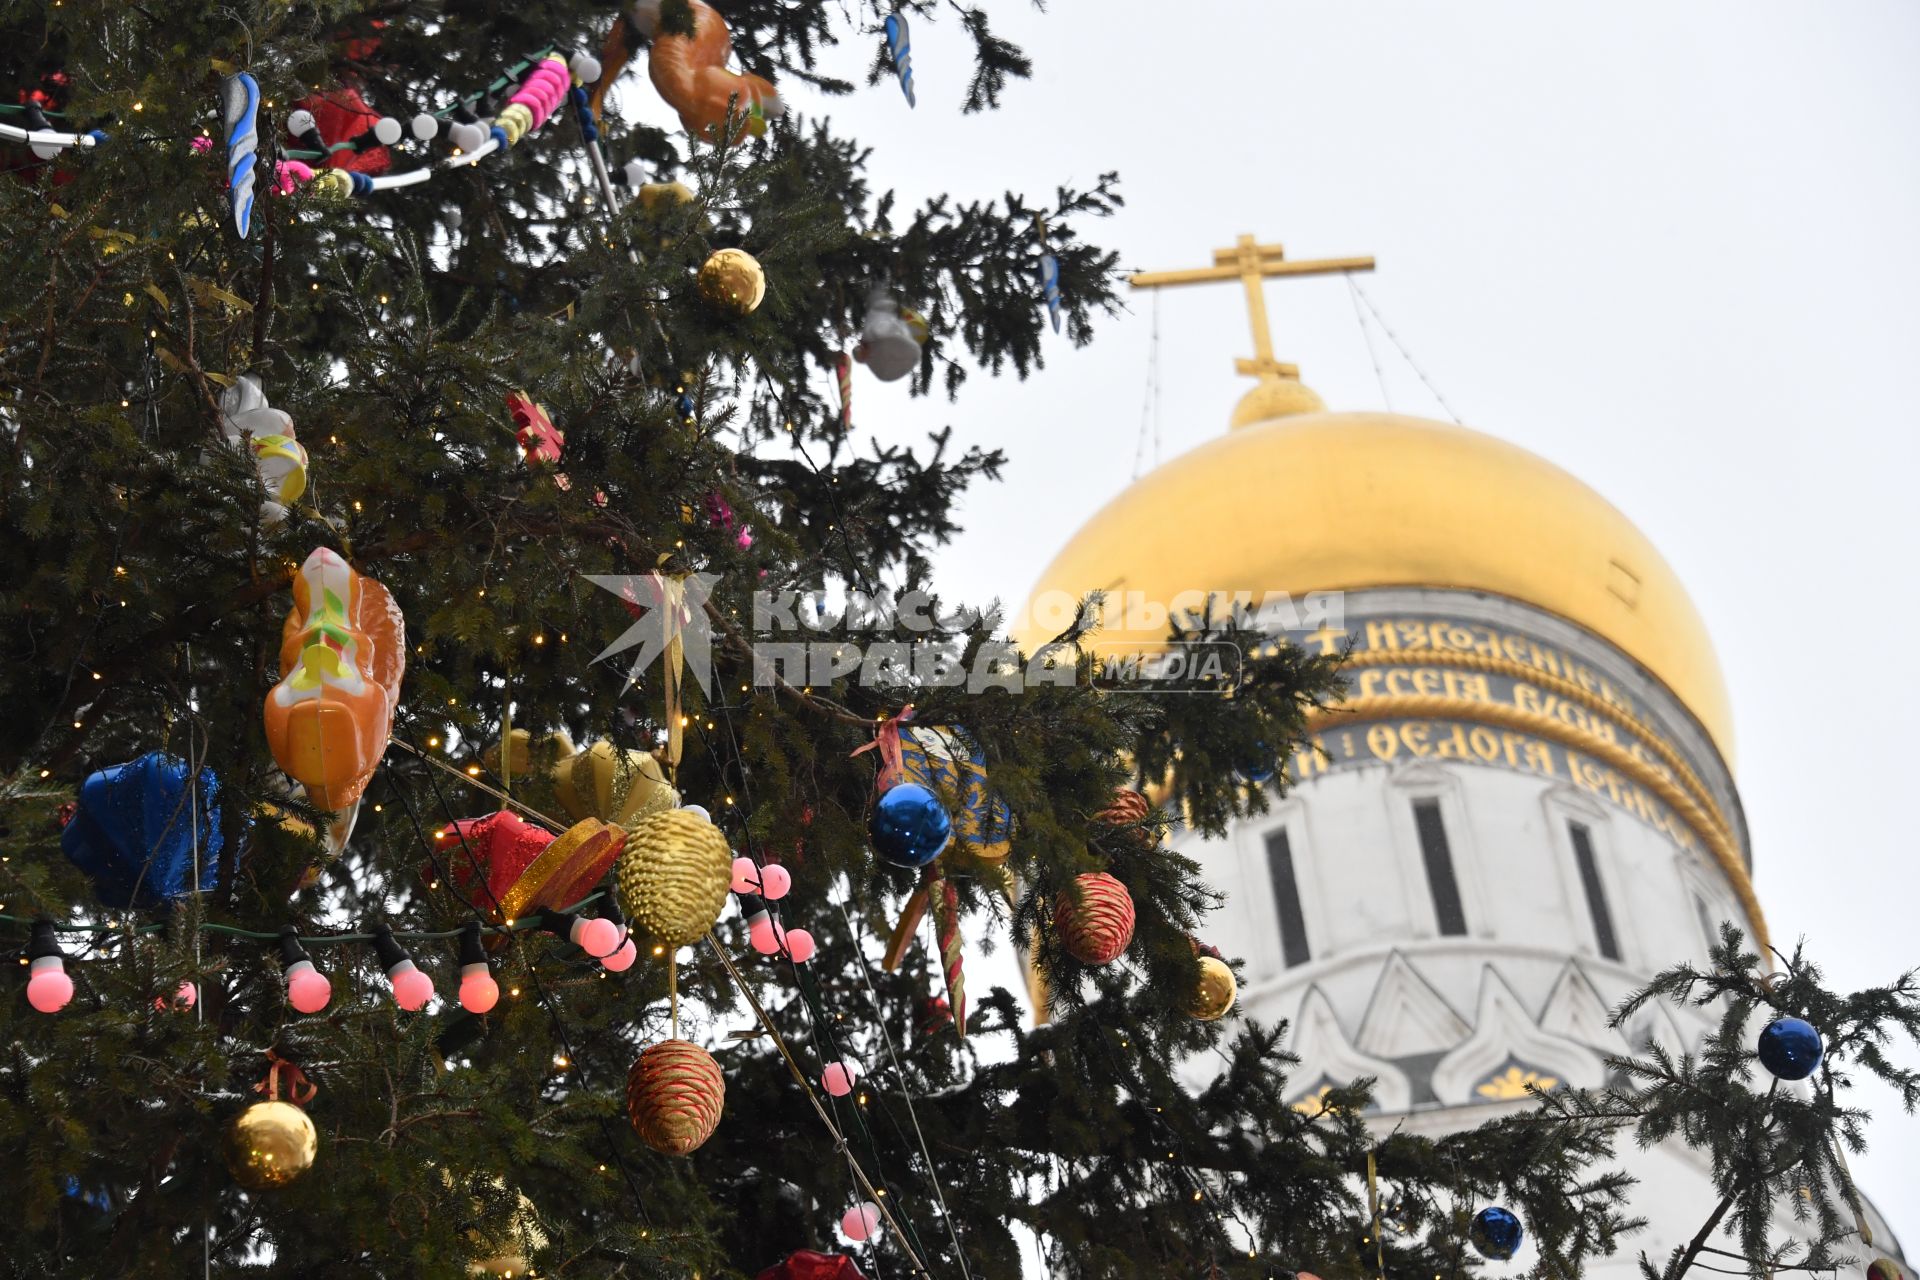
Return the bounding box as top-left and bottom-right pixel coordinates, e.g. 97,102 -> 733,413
626,1038 -> 725,1155
616,808 -> 731,946
697,247 -> 766,315
1187,955 -> 1238,1021
1054,871 -> 1136,966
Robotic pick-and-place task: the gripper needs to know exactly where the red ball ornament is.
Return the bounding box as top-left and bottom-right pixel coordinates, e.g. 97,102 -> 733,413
757,1251 -> 867,1280
153,980 -> 198,1012
626,1039 -> 725,1155
918,995 -> 952,1037
1054,872 -> 1135,965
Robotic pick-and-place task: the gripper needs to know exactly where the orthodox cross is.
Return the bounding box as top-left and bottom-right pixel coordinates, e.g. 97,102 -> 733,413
1130,234 -> 1374,381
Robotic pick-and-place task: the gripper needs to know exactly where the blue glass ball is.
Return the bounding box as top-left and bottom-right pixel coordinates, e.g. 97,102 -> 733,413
1234,744 -> 1277,784
1469,1206 -> 1524,1261
869,782 -> 952,868
1756,1016 -> 1824,1081
1228,756 -> 1274,786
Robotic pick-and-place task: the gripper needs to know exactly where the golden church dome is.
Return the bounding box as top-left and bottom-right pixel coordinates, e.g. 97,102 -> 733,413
1024,407 -> 1735,764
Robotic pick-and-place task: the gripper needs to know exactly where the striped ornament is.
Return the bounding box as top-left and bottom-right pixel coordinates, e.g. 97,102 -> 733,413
1094,786 -> 1150,828
1054,872 -> 1136,966
626,1038 -> 725,1155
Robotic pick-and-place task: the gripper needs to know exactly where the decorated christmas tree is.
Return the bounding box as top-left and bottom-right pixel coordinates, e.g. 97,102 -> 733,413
1,3 -> 1915,1278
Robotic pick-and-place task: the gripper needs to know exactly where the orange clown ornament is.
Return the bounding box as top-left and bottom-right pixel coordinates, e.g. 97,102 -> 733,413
265,548 -> 406,815
592,0 -> 784,141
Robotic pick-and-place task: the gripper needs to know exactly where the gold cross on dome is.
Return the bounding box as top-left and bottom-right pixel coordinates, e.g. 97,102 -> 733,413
1130,234 -> 1374,381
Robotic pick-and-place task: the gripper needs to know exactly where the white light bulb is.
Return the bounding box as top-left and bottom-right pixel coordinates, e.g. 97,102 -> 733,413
448,121 -> 486,154
411,112 -> 440,141
373,116 -> 402,145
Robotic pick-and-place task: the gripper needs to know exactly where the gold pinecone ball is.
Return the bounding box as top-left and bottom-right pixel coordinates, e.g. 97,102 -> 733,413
224,1100 -> 318,1190
697,248 -> 766,315
617,808 -> 732,946
1187,955 -> 1238,1022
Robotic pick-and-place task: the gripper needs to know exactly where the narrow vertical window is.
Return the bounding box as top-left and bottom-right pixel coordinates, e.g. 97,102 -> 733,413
1412,800 -> 1468,937
1265,829 -> 1311,968
1568,822 -> 1621,961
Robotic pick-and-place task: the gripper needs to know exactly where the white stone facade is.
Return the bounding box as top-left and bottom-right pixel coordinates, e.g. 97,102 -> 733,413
1177,587 -> 1904,1271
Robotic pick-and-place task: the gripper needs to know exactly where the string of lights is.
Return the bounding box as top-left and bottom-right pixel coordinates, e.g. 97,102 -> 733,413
394,743 -> 667,1240
694,696 -> 945,1276
405,737 -> 939,1273
1,45 -> 663,208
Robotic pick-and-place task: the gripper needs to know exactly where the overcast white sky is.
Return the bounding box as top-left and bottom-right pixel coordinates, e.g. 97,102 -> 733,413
722,0 -> 1920,1236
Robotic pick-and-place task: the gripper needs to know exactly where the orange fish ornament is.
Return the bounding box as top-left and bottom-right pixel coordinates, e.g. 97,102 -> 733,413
265,548 -> 406,814
592,0 -> 783,141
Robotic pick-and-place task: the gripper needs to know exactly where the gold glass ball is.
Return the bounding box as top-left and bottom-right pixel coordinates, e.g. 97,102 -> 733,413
1187,955 -> 1238,1022
467,1188 -> 547,1276
697,248 -> 766,315
224,1100 -> 318,1190
638,181 -> 695,215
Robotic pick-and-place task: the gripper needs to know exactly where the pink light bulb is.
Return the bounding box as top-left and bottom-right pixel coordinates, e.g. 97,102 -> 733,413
758,864 -> 792,901
840,1201 -> 881,1242
747,910 -> 783,956
26,956 -> 73,1014
388,961 -> 434,1011
154,980 -> 198,1012
573,916 -> 621,959
286,961 -> 332,1014
459,963 -> 500,1014
783,927 -> 816,964
601,937 -> 638,972
823,1059 -> 858,1097
731,855 -> 758,894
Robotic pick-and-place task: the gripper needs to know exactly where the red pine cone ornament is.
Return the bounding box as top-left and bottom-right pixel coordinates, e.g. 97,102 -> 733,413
627,1039 -> 725,1155
1094,786 -> 1150,827
1054,872 -> 1136,965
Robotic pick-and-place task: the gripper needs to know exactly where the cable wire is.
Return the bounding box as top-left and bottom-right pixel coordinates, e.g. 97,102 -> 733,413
1347,272 -> 1393,412
1347,275 -> 1461,424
